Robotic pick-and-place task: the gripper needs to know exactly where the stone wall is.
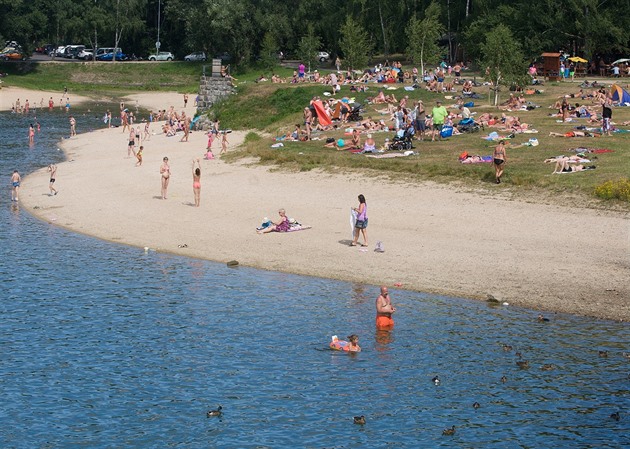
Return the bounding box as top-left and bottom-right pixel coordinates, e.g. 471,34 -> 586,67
197,76 -> 235,111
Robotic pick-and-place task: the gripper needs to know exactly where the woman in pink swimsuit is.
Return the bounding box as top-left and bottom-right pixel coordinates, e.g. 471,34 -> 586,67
192,158 -> 201,207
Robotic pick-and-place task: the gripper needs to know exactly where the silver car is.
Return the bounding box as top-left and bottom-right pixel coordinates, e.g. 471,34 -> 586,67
148,51 -> 174,61
184,51 -> 206,62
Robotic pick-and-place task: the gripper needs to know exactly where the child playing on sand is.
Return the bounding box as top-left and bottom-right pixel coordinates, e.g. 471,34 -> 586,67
220,131 -> 229,155
136,146 -> 143,166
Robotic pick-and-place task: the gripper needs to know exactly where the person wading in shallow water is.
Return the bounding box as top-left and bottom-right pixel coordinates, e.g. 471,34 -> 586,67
375,285 -> 396,329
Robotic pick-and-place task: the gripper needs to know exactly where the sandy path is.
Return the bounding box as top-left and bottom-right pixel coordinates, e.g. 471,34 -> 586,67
18,106 -> 630,321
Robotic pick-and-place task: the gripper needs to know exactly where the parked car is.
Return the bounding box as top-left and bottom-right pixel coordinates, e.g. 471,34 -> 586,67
93,47 -> 113,59
35,44 -> 56,54
318,51 -> 330,62
52,46 -> 67,57
148,51 -> 174,61
214,52 -> 232,63
184,51 -> 206,62
78,48 -> 94,60
0,49 -> 26,61
65,45 -> 85,59
97,49 -> 126,61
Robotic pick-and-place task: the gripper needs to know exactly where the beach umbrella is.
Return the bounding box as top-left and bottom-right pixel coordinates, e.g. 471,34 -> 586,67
612,58 -> 630,65
567,56 -> 588,63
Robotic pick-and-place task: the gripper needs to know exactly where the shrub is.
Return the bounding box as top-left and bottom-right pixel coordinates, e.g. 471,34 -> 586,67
594,178 -> 630,202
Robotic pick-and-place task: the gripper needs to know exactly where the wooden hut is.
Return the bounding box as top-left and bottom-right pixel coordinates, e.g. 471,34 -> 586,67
541,53 -> 561,81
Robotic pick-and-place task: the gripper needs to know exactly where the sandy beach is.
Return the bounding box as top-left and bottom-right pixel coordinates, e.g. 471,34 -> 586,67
0,86 -> 93,111
17,91 -> 630,321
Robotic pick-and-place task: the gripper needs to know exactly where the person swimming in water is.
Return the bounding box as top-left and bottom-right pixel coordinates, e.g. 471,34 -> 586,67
330,334 -> 361,352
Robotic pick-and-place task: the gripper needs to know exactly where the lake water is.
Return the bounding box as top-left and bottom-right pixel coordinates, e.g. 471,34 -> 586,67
1,108 -> 629,448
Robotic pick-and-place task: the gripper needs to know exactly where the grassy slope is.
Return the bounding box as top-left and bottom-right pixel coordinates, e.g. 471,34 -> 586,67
2,60 -> 629,204
218,78 -> 630,206
0,60 -> 205,94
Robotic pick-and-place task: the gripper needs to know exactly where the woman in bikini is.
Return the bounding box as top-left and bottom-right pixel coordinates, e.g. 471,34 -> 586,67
160,157 -> 170,199
192,158 -> 201,207
493,140 -> 507,184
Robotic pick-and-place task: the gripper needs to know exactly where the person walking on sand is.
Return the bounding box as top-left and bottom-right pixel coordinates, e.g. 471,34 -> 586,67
135,146 -> 144,167
493,140 -> 507,184
180,116 -> 191,142
206,129 -> 215,150
48,164 -> 58,196
160,157 -> 170,199
192,158 -> 201,207
220,131 -> 229,155
184,93 -> 189,108
143,120 -> 151,141
128,127 -> 136,157
376,286 -> 396,329
10,170 -> 21,202
351,194 -> 368,247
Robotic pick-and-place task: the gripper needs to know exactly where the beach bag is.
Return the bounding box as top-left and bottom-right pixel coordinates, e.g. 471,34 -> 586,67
459,118 -> 474,126
375,241 -> 384,253
528,138 -> 539,146
440,126 -> 453,138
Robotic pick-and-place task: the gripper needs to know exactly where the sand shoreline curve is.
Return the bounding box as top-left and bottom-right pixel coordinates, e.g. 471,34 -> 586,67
17,90 -> 630,322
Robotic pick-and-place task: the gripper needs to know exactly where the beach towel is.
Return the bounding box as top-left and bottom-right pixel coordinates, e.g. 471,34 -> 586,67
366,152 -> 416,158
460,155 -> 492,164
404,86 -> 415,91
350,208 -> 357,239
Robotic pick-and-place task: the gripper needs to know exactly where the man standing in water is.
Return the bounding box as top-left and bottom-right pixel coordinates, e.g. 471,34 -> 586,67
10,170 -> 21,202
48,164 -> 58,196
376,286 -> 396,329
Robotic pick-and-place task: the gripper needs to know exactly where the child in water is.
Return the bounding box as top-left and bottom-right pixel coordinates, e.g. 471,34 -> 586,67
330,334 -> 361,352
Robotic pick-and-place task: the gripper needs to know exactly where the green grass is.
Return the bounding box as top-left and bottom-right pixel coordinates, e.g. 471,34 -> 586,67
0,60 -> 203,94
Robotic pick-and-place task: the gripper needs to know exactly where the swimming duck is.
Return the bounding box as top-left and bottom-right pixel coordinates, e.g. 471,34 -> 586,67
442,425 -> 456,436
610,412 -> 620,421
515,352 -> 523,359
541,364 -> 556,371
432,375 -> 440,385
353,415 -> 366,425
537,314 -> 549,322
599,350 -> 608,358
206,405 -> 223,417
472,402 -> 480,409
502,344 -> 513,351
516,360 -> 529,369
501,375 -> 508,383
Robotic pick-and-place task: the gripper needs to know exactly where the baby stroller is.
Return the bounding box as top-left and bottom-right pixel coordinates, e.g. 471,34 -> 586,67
347,103 -> 364,122
389,125 -> 415,151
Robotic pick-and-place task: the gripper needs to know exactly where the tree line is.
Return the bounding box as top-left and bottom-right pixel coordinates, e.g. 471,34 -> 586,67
1,0 -> 628,69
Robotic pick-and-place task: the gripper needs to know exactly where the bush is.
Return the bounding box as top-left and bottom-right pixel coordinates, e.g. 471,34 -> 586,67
594,178 -> 630,202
